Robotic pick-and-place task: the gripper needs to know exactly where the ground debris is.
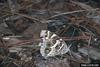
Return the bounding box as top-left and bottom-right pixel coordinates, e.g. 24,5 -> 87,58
0,0 -> 100,67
